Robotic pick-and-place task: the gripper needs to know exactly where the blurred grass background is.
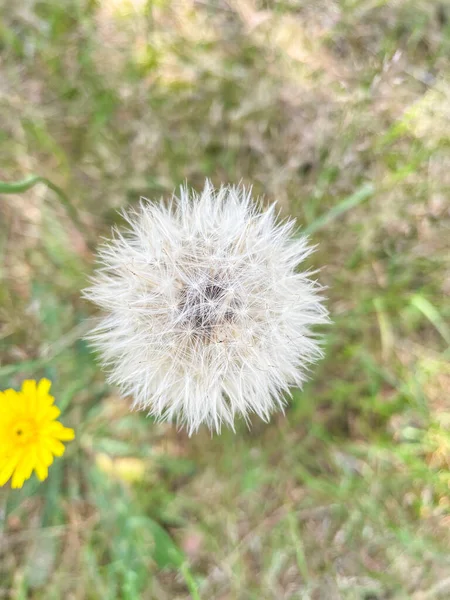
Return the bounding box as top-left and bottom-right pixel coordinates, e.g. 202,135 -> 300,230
1,0 -> 450,598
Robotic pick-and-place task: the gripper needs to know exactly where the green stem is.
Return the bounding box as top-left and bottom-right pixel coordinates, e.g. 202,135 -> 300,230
180,562 -> 201,600
0,175 -> 93,248
0,486 -> 9,538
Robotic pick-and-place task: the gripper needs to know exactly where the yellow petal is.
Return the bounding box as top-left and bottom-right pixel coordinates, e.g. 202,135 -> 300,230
45,422 -> 75,441
0,405 -> 14,424
11,471 -> 26,489
37,445 -> 54,467
21,380 -> 37,395
34,460 -> 49,482
0,424 -> 11,443
11,450 -> 36,489
36,379 -> 55,414
0,449 -> 14,466
0,453 -> 21,487
38,405 -> 61,424
3,389 -> 22,415
45,438 -> 66,457
11,464 -> 35,489
37,378 -> 52,398
21,380 -> 37,411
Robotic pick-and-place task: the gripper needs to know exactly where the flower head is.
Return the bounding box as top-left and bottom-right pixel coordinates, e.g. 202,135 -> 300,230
84,181 -> 328,434
0,379 -> 75,489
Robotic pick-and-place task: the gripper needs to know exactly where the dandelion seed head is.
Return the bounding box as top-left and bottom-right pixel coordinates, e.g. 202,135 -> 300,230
84,181 -> 329,434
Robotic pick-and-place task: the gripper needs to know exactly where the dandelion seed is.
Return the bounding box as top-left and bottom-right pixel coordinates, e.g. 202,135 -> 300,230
0,379 -> 75,488
84,181 -> 329,434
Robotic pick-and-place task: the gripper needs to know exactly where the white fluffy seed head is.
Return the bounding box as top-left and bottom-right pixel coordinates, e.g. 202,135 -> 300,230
83,181 -> 329,434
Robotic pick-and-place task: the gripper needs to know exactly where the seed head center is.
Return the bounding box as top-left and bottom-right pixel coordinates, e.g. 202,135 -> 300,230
178,280 -> 236,338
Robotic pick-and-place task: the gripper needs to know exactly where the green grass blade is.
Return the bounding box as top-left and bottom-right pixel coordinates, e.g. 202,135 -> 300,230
304,183 -> 374,235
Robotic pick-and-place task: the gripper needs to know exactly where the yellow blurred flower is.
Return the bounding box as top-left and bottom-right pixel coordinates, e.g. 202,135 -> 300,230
0,379 -> 75,489
96,452 -> 146,484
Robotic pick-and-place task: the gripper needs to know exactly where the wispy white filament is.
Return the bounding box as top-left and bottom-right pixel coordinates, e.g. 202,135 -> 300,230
84,181 -> 329,434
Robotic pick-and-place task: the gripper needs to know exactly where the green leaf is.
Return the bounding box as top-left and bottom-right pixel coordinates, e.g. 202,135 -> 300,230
145,518 -> 185,568
410,294 -> 450,345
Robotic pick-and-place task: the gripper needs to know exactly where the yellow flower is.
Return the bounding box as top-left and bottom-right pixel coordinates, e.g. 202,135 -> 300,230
0,379 -> 75,489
